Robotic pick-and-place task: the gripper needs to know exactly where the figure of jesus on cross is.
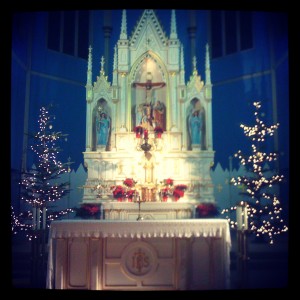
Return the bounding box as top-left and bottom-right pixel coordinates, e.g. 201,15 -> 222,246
133,71 -> 165,130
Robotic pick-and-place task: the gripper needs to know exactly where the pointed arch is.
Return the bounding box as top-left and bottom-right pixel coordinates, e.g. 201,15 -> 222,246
128,50 -> 170,131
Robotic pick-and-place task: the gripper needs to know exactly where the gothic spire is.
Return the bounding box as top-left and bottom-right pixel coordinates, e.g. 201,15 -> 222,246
86,45 -> 93,103
112,46 -> 118,86
120,9 -> 127,39
170,9 -> 178,39
86,45 -> 92,86
192,55 -> 198,75
113,45 -> 117,71
180,44 -> 185,84
205,43 -> 211,85
180,44 -> 185,70
100,56 -> 105,75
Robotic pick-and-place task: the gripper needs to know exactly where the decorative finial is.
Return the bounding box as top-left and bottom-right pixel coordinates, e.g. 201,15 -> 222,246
100,56 -> 105,75
192,56 -> 197,74
120,9 -> 127,39
170,9 -> 178,39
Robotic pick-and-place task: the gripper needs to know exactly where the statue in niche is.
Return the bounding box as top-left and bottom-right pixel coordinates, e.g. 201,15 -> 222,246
133,69 -> 166,131
188,109 -> 203,146
141,102 -> 154,130
96,111 -> 111,147
135,103 -> 144,126
153,100 -> 165,129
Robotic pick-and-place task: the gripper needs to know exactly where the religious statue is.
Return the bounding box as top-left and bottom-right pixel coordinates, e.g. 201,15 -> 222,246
188,109 -> 203,145
96,112 -> 110,146
133,70 -> 166,131
141,103 -> 154,130
136,103 -> 144,126
153,100 -> 165,129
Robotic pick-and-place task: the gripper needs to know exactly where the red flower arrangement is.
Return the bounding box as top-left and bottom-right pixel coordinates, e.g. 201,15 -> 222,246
125,189 -> 135,202
154,126 -> 164,133
123,178 -> 136,188
174,184 -> 188,191
111,179 -> 138,202
111,185 -> 125,201
164,178 -> 173,186
74,204 -> 100,218
161,187 -> 170,201
134,126 -> 143,138
160,180 -> 187,201
196,203 -> 219,218
173,184 -> 188,201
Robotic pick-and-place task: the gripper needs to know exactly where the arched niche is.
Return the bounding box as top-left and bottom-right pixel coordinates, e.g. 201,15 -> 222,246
92,99 -> 112,151
186,98 -> 206,150
130,53 -> 167,132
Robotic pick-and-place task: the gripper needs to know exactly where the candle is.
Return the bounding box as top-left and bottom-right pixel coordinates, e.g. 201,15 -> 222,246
32,206 -> 36,230
236,201 -> 248,231
37,208 -> 40,230
144,129 -> 148,139
42,206 -> 46,229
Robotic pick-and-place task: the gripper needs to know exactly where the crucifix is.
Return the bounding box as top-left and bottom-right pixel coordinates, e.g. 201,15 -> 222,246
133,62 -> 166,130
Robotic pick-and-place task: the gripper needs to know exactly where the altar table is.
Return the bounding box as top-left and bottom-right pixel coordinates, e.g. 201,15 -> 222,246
46,219 -> 231,290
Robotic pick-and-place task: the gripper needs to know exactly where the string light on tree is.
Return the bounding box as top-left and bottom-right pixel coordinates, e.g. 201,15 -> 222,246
221,101 -> 288,244
12,104 -> 73,240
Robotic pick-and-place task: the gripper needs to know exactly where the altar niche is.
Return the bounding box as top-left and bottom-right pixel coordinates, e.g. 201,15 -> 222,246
187,98 -> 206,150
131,57 -> 167,132
92,99 -> 111,151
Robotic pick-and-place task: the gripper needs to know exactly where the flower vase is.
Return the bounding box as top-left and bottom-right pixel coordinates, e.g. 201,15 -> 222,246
156,132 -> 162,138
136,133 -> 141,138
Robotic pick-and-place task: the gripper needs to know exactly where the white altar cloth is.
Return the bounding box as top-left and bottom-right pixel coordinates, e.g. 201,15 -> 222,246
47,219 -> 231,290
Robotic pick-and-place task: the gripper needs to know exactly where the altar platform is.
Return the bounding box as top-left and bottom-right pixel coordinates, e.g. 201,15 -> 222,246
46,219 -> 231,290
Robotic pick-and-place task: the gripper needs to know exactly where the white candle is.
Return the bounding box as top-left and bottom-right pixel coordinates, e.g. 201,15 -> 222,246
236,202 -> 248,231
32,206 -> 36,230
42,206 -> 46,229
37,208 -> 40,230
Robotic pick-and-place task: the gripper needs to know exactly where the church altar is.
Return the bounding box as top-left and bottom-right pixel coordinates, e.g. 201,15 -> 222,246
46,219 -> 231,290
102,201 -> 196,220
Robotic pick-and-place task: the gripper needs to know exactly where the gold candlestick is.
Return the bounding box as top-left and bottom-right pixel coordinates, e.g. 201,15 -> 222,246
134,195 -> 146,221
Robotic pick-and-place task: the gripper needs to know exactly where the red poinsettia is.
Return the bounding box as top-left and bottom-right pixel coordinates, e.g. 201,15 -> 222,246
174,184 -> 187,191
111,185 -> 125,200
196,203 -> 219,218
154,126 -> 164,133
161,187 -> 170,201
123,178 -> 136,188
165,178 -> 173,186
134,126 -> 143,134
125,189 -> 136,201
173,188 -> 184,201
75,204 -> 100,218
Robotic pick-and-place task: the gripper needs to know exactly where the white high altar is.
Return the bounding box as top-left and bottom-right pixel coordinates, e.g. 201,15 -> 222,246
82,9 -> 215,215
46,10 -> 232,291
46,219 -> 231,290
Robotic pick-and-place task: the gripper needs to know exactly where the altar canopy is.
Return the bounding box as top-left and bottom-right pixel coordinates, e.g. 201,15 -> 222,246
46,219 -> 231,290
83,9 -> 214,206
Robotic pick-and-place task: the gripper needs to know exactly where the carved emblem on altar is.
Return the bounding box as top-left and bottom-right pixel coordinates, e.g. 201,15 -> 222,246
121,241 -> 158,279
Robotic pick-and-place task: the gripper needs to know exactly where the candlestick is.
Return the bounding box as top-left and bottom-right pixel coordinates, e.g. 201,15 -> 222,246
236,201 -> 248,231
